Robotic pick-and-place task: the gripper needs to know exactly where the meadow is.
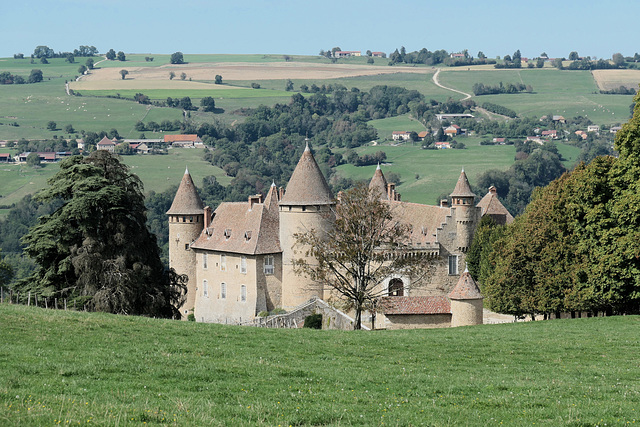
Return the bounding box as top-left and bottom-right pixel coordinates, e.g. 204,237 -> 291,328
1,303 -> 638,426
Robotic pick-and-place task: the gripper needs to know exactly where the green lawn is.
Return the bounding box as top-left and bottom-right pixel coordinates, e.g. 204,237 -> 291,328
1,304 -> 638,426
369,114 -> 428,140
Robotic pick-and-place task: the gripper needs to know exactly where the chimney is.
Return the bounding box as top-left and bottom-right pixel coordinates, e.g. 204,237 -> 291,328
248,194 -> 263,210
278,187 -> 285,200
204,206 -> 212,229
489,185 -> 497,195
387,183 -> 395,201
440,199 -> 449,208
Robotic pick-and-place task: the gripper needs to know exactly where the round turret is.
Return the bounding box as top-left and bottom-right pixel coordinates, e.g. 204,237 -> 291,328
167,167 -> 205,319
448,269 -> 483,327
450,169 -> 479,252
279,143 -> 335,309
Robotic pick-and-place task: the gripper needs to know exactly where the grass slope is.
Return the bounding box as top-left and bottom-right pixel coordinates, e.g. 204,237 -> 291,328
0,304 -> 638,426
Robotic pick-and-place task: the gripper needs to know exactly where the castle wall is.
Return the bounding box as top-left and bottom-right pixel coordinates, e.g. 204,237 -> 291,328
193,251 -> 281,324
279,205 -> 334,309
384,314 -> 452,329
168,214 -> 203,319
450,299 -> 483,327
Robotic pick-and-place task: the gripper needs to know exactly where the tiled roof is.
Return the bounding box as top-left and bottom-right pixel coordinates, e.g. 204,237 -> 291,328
369,165 -> 389,200
164,134 -> 202,143
166,168 -> 204,215
386,200 -> 449,247
280,143 -> 333,206
477,186 -> 514,225
97,136 -> 115,146
450,169 -> 476,198
380,296 -> 451,315
191,185 -> 281,255
448,271 -> 483,300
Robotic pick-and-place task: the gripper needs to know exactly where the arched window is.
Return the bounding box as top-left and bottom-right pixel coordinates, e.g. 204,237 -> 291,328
388,278 -> 404,296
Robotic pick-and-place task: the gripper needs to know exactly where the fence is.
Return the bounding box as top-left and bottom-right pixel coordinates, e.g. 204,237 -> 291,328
0,287 -> 78,311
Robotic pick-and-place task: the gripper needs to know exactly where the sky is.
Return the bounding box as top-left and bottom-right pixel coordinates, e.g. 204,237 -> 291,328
1,0 -> 638,60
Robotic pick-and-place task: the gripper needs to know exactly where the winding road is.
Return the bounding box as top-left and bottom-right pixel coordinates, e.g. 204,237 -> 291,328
432,68 -> 472,100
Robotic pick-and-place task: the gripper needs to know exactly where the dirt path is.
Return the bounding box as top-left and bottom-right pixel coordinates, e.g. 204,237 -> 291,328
432,68 -> 472,100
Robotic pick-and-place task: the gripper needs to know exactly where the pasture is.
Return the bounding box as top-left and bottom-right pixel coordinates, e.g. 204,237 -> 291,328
1,304 -> 638,426
592,69 -> 640,91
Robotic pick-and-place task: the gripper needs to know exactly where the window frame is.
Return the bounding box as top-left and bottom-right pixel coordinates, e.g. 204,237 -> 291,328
448,255 -> 459,275
264,255 -> 274,275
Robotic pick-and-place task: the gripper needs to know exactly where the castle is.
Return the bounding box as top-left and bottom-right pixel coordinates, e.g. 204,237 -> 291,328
167,144 -> 513,329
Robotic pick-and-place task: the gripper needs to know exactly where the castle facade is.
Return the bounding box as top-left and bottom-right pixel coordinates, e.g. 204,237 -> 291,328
167,144 -> 512,329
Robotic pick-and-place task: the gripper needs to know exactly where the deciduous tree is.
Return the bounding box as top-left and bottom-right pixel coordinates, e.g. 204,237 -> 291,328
119,69 -> 128,80
293,184 -> 427,329
170,52 -> 184,64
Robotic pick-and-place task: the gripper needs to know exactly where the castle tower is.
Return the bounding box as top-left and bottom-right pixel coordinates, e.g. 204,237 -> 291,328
167,167 -> 205,319
450,169 -> 479,252
448,269 -> 483,327
279,142 -> 335,309
369,164 -> 389,200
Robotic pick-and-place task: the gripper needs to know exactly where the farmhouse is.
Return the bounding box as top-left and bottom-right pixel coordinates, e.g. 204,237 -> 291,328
392,131 -> 411,141
164,134 -> 203,148
96,136 -> 116,152
435,141 -> 451,149
333,51 -> 361,58
0,153 -> 11,162
435,113 -> 474,121
587,125 -> 600,133
168,144 -> 513,329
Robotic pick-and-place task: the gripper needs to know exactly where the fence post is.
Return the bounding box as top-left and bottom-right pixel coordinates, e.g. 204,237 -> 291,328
9,289 -> 13,304
28,292 -> 31,306
35,294 -> 38,307
54,298 -> 58,310
45,298 -> 48,309
64,299 -> 67,311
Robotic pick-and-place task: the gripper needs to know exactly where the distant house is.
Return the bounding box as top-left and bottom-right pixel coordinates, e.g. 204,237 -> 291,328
164,134 -> 203,148
450,53 -> 465,58
575,130 -> 588,140
541,130 -> 557,139
526,136 -> 544,145
418,131 -> 429,140
492,137 -> 505,144
435,113 -> 474,121
76,138 -> 85,150
435,141 -> 451,149
18,152 -> 70,163
610,126 -> 622,134
552,115 -> 566,124
96,136 -> 116,152
334,51 -> 361,58
371,52 -> 385,58
392,131 -> 411,141
0,153 -> 11,162
444,125 -> 461,136
587,125 -> 600,133
133,143 -> 150,154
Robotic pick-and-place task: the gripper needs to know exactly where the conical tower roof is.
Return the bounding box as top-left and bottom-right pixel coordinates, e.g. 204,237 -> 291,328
448,269 -> 483,300
280,143 -> 333,206
450,169 -> 476,198
369,164 -> 389,200
166,168 -> 205,215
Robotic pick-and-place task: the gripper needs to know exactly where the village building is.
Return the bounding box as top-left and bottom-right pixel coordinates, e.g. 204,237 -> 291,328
164,134 -> 204,148
587,125 -> 600,133
168,145 -> 513,329
392,131 -> 411,141
541,130 -> 557,139
96,136 -> 116,152
333,51 -> 361,58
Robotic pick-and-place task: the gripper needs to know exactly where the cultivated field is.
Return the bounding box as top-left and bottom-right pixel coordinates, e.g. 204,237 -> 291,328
1,304 -> 639,426
592,69 -> 640,90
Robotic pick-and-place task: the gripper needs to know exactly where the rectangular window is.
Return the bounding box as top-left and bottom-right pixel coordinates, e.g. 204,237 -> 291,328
241,256 -> 247,274
448,255 -> 459,275
203,280 -> 208,298
220,283 -> 226,299
264,255 -> 274,275
220,254 -> 226,271
203,253 -> 208,269
240,285 -> 247,302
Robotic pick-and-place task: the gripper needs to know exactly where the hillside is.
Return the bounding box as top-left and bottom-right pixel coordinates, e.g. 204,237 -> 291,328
1,304 -> 638,425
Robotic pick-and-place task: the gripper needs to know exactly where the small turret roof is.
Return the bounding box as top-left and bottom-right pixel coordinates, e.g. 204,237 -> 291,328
448,270 -> 483,300
166,168 -> 204,215
477,186 -> 514,225
280,143 -> 333,206
369,164 -> 389,200
450,169 -> 476,198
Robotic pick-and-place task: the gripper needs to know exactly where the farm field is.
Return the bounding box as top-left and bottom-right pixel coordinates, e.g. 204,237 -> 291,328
1,304 -> 638,426
437,68 -> 633,124
592,69 -> 640,90
0,149 -> 228,209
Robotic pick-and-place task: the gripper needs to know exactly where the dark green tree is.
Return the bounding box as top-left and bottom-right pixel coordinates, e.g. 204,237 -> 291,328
214,74 -> 222,84
21,151 -> 186,317
47,121 -> 57,131
200,96 -> 216,112
28,69 -> 43,83
86,58 -> 94,69
106,49 -> 116,60
170,52 -> 184,64
569,51 -> 579,61
116,51 -> 126,61
119,69 -> 128,80
285,79 -> 294,91
78,65 -> 87,74
26,152 -> 41,167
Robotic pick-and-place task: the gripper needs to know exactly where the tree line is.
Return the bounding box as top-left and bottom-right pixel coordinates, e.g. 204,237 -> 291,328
472,82 -> 531,96
468,100 -> 640,317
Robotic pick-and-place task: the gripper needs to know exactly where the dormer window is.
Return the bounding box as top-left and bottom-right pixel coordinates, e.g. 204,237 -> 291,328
244,231 -> 252,241
224,229 -> 232,240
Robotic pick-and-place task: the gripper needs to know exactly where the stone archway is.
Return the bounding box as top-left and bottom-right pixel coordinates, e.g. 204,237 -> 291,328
388,278 -> 404,296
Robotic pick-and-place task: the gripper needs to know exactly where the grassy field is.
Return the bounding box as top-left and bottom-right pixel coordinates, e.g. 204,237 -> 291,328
368,114 -> 428,139
335,141 -> 517,204
1,303 -> 638,426
437,68 -> 633,124
0,149 -> 229,209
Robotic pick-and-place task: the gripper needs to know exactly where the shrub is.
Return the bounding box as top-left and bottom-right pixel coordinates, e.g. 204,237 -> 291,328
303,313 -> 322,329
